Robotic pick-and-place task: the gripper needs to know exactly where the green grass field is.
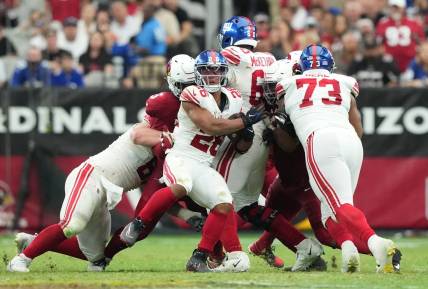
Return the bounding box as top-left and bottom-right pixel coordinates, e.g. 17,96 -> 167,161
0,233 -> 427,289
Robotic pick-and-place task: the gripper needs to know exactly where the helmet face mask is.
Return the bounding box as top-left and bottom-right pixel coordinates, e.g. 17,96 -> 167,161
262,81 -> 277,105
166,54 -> 196,97
194,50 -> 228,93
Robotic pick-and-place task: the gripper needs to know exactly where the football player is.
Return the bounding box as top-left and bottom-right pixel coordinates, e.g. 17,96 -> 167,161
6,54 -> 199,273
276,44 -> 402,273
116,50 -> 265,272
215,17 -> 324,270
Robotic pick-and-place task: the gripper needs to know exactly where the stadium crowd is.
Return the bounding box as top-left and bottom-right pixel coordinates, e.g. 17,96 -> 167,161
0,0 -> 427,89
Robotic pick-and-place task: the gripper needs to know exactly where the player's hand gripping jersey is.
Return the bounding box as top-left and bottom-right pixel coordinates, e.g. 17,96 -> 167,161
170,85 -> 243,165
276,70 -> 359,143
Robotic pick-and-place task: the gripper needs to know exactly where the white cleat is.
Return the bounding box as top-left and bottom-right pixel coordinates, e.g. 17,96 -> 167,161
341,241 -> 360,273
7,254 -> 32,273
87,257 -> 111,272
371,238 -> 401,273
211,251 -> 250,273
15,232 -> 36,254
291,238 -> 324,272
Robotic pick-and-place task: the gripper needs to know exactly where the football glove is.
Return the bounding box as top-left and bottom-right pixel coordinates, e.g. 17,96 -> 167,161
241,106 -> 265,127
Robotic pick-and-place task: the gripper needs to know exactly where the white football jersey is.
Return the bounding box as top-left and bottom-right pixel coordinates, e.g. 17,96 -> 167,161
88,125 -> 154,191
171,85 -> 243,165
277,69 -> 359,143
221,46 -> 276,112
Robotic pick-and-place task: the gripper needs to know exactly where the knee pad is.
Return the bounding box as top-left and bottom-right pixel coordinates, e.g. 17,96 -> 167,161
61,217 -> 87,238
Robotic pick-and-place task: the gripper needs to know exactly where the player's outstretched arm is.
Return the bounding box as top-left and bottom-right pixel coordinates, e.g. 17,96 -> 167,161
349,97 -> 363,138
131,123 -> 164,146
182,102 -> 264,136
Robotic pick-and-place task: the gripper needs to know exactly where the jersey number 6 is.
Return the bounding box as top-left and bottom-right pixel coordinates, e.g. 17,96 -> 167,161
296,78 -> 342,108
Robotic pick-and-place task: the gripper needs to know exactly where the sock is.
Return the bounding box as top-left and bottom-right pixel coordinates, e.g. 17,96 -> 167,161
268,213 -> 305,252
53,236 -> 87,260
252,231 -> 275,253
104,226 -> 127,259
336,204 -> 375,245
325,217 -> 354,247
134,169 -> 164,216
198,208 -> 229,253
23,224 -> 67,259
138,187 -> 178,223
220,211 -> 242,252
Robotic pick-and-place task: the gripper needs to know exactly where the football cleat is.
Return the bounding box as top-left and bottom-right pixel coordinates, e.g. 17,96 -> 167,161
341,241 -> 360,273
7,254 -> 32,273
248,243 -> 284,268
15,232 -> 36,254
211,251 -> 250,273
87,257 -> 111,272
186,249 -> 211,272
291,238 -> 324,272
119,217 -> 145,247
374,239 -> 401,273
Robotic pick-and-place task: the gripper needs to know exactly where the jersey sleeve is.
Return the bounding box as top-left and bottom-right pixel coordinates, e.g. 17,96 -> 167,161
146,92 -> 180,130
180,85 -> 203,105
349,77 -> 359,98
276,78 -> 291,99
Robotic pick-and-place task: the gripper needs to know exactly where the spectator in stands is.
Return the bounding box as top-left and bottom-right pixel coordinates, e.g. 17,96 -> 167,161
42,29 -> 67,63
152,0 -> 180,47
376,0 -> 425,72
135,1 -> 167,57
332,31 -> 360,73
293,16 -> 320,50
50,50 -> 84,88
10,46 -> 50,87
402,41 -> 428,87
254,13 -> 270,40
163,0 -> 199,56
19,10 -> 49,50
77,3 -> 97,41
268,20 -> 293,59
96,9 -> 111,33
111,0 -> 141,45
78,31 -> 113,76
343,1 -> 363,29
348,36 -> 400,87
57,17 -> 89,61
0,25 -> 17,56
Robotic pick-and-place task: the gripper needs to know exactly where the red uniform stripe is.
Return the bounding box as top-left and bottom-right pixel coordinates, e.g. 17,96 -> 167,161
217,142 -> 235,178
62,164 -> 94,228
306,133 -> 339,212
224,150 -> 237,182
221,50 -> 240,65
308,134 -> 341,206
181,91 -> 199,105
311,45 -> 317,68
163,162 -> 177,185
62,164 -> 87,223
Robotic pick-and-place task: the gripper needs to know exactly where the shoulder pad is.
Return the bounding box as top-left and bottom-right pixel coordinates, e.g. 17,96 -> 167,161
180,85 -> 208,105
146,91 -> 174,116
221,46 -> 252,67
223,87 -> 241,98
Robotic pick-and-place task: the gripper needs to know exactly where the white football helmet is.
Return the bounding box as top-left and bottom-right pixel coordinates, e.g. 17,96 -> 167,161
166,54 -> 196,97
263,59 -> 291,105
287,50 -> 303,75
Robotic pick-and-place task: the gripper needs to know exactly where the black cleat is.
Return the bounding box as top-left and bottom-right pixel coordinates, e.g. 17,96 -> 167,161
392,249 -> 402,273
119,217 -> 145,247
186,249 -> 211,272
308,256 -> 327,271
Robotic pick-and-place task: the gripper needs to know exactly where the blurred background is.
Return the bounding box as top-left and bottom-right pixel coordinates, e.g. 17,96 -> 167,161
0,0 -> 427,234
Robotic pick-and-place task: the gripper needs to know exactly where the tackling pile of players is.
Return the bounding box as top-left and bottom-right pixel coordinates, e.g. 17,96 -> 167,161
7,16 -> 401,274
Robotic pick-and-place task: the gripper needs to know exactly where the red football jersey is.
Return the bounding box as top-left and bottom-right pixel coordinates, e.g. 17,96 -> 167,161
376,17 -> 425,72
145,91 -> 180,132
272,144 -> 309,190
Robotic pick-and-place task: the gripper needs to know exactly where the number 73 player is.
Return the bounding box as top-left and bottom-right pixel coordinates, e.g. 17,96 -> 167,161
276,44 -> 401,273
